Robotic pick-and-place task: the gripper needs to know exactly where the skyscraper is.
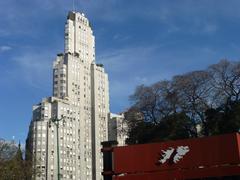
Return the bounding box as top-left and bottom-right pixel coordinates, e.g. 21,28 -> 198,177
26,11 -> 109,180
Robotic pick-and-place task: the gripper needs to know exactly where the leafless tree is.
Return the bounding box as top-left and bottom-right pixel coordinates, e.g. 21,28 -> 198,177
0,139 -> 17,162
129,81 -> 180,125
173,71 -> 212,130
208,60 -> 240,105
126,60 -> 240,140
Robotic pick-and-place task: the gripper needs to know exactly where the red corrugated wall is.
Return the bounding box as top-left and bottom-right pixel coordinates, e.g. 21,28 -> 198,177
112,133 -> 240,180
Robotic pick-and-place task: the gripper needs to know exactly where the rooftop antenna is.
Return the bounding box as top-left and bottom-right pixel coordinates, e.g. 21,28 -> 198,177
73,0 -> 75,12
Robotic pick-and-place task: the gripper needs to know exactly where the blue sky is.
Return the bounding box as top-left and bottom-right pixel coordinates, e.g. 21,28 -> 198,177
1,0 -> 240,143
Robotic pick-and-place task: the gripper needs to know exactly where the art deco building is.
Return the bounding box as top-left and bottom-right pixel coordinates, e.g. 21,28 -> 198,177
26,11 -> 109,180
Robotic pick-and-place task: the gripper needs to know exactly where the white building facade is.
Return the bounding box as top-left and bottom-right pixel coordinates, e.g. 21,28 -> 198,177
108,113 -> 128,146
26,11 -> 109,180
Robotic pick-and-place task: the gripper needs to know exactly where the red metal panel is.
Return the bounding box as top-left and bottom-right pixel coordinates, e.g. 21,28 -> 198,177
183,165 -> 240,179
113,165 -> 240,180
113,133 -> 240,174
237,133 -> 240,157
114,170 -> 183,180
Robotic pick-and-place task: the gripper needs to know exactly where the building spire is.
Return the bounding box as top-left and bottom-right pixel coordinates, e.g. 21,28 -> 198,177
18,140 -> 21,149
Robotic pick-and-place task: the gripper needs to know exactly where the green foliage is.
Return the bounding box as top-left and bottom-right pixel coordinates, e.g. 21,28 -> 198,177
0,143 -> 35,180
126,121 -> 155,144
126,112 -> 195,144
0,144 -> 25,180
204,101 -> 240,136
160,113 -> 195,141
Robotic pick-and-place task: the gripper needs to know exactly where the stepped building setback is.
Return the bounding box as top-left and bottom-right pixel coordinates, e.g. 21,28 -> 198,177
26,11 -> 109,180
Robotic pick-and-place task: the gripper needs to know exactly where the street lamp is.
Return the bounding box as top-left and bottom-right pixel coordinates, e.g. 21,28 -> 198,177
49,115 -> 65,180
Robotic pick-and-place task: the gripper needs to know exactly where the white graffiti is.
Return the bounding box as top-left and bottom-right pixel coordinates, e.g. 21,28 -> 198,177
158,146 -> 190,164
158,147 -> 175,164
173,146 -> 190,163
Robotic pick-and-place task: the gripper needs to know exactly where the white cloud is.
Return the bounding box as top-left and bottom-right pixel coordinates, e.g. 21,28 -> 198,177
0,46 -> 12,52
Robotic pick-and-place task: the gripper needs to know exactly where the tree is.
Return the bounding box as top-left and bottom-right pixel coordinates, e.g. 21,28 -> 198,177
126,120 -> 156,144
204,108 -> 221,135
129,81 -> 179,125
172,70 -> 212,136
125,60 -> 240,144
204,101 -> 240,135
149,112 -> 196,142
0,140 -> 38,180
208,60 -> 240,105
125,111 -> 195,144
0,143 -> 25,180
0,140 -> 18,162
129,84 -> 162,124
125,107 -> 148,144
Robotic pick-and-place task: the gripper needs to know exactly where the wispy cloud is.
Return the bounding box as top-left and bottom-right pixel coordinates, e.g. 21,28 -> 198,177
113,34 -> 131,42
203,24 -> 218,33
0,0 -> 236,40
0,46 -> 12,52
98,41 -> 229,113
98,45 -> 158,73
12,50 -> 53,91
